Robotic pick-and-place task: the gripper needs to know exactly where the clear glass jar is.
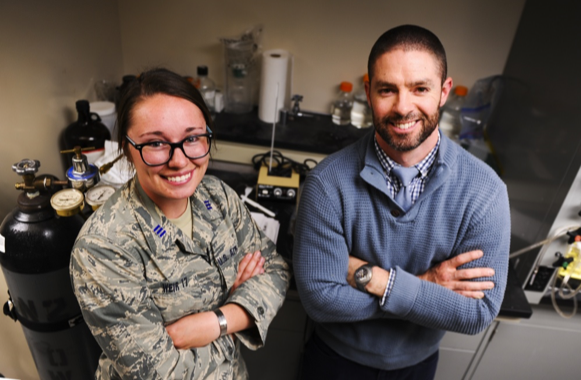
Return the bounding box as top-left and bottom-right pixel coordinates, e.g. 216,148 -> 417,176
331,81 -> 353,125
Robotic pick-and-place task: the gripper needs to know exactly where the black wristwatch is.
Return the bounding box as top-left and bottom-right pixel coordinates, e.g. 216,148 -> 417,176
354,264 -> 374,292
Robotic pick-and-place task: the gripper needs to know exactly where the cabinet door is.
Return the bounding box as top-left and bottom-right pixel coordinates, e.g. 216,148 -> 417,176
472,305 -> 581,380
242,290 -> 309,380
435,331 -> 484,380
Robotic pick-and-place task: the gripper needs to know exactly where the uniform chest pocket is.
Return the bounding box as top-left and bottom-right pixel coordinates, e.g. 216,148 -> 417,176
209,219 -> 241,292
150,273 -> 214,324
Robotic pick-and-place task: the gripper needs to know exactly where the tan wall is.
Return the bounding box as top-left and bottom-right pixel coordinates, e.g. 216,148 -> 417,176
118,0 -> 525,113
0,0 -> 524,379
0,1 -> 123,378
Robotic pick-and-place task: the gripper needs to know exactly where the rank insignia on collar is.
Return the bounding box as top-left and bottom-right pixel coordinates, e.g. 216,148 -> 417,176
154,224 -> 167,238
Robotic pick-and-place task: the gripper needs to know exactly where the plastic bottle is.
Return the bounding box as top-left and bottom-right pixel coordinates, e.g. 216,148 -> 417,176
439,85 -> 468,139
194,65 -> 216,113
350,74 -> 373,128
331,81 -> 353,125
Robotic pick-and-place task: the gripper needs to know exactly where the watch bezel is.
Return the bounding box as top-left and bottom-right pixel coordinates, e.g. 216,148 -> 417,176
354,264 -> 373,292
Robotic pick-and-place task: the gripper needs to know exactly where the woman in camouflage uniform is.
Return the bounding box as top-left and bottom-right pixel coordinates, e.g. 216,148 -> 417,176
70,68 -> 291,379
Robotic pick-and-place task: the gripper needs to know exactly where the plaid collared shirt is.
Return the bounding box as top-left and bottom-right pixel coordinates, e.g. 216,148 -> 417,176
374,132 -> 440,206
373,132 -> 440,306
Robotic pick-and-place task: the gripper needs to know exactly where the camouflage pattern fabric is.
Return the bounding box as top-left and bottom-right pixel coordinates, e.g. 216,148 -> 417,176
70,175 -> 291,379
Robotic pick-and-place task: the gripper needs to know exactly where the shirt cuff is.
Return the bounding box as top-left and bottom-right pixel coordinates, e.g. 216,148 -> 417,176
379,268 -> 396,306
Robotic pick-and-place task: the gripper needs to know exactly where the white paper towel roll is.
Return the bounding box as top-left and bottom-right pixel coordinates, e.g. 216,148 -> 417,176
259,49 -> 291,123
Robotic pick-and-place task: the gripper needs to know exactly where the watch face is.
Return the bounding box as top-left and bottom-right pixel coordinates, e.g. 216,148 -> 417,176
355,265 -> 373,283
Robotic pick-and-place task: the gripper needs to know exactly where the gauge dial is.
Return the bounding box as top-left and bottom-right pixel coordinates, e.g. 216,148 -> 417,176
85,185 -> 116,210
50,188 -> 85,217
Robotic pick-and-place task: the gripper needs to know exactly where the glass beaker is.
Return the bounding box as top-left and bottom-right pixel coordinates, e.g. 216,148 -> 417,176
222,39 -> 255,114
225,64 -> 253,113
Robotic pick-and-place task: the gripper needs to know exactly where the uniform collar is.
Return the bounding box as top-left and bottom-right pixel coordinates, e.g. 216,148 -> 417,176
130,178 -> 215,255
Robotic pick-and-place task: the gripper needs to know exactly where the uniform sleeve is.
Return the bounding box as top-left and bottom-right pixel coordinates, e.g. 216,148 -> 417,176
381,184 -> 510,335
70,235 -> 230,380
220,184 -> 291,350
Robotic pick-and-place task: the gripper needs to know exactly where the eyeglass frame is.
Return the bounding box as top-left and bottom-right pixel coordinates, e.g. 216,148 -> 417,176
125,125 -> 213,167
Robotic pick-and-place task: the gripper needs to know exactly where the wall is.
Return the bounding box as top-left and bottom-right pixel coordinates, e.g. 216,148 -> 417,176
0,1 -> 123,378
117,0 -> 525,113
0,0 -> 524,379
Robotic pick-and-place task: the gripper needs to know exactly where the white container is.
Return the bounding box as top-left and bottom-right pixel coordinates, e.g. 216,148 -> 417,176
90,101 -> 116,140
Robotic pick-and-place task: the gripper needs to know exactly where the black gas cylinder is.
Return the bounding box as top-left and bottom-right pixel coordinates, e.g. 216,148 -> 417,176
0,159 -> 101,380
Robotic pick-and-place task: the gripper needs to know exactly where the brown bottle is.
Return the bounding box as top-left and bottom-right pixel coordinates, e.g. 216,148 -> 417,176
60,100 -> 111,173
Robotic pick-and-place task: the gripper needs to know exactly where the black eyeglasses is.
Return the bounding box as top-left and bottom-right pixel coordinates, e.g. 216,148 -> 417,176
126,126 -> 213,166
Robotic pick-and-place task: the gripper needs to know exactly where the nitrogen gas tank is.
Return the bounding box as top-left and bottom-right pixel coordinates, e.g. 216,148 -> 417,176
0,161 -> 101,380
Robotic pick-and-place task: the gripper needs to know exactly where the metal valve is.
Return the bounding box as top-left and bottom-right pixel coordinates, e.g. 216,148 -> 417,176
60,146 -> 95,176
12,159 -> 40,176
12,158 -> 68,194
61,146 -> 100,191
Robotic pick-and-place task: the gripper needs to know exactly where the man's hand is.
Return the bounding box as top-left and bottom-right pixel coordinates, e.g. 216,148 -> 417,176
418,250 -> 495,299
231,251 -> 265,294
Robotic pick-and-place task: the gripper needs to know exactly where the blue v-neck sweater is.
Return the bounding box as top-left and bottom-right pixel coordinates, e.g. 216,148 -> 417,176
294,130 -> 510,370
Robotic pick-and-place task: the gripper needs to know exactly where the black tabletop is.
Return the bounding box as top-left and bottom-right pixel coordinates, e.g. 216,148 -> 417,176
212,108 -> 370,154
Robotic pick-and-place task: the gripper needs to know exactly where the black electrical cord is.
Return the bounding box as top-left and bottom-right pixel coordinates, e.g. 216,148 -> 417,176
251,150 -> 317,177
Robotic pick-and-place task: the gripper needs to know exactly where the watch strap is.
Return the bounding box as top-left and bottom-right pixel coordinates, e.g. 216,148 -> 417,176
213,308 -> 228,336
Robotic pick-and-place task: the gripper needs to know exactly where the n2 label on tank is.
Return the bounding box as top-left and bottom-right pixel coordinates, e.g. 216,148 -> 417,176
2,267 -> 79,323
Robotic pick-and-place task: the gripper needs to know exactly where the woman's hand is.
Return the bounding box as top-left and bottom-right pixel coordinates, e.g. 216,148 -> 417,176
231,250 -> 265,294
166,304 -> 255,349
166,252 -> 264,349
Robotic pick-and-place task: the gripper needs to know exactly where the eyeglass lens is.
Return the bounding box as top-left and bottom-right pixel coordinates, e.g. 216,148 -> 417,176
141,135 -> 210,165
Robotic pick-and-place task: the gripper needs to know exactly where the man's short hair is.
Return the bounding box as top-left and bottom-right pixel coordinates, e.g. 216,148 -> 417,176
367,25 -> 448,84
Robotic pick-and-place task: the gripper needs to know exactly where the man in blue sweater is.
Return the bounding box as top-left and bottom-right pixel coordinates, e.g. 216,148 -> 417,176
293,25 -> 510,380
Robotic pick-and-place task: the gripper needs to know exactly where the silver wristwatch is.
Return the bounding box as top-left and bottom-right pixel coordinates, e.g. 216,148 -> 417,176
354,264 -> 374,292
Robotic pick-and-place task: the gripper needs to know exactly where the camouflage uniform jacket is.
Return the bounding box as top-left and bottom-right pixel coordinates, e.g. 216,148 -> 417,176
70,175 -> 291,380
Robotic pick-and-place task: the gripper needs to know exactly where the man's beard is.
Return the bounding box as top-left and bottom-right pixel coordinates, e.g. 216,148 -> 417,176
374,109 -> 440,152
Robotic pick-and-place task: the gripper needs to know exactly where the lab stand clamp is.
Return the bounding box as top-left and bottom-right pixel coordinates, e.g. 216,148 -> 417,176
278,94 -> 330,127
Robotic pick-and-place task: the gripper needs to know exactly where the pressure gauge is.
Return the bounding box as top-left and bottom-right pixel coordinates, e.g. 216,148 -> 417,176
85,185 -> 116,211
50,188 -> 85,217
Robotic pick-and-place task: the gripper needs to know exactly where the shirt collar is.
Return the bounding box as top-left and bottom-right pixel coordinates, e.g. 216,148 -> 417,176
374,131 -> 441,178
